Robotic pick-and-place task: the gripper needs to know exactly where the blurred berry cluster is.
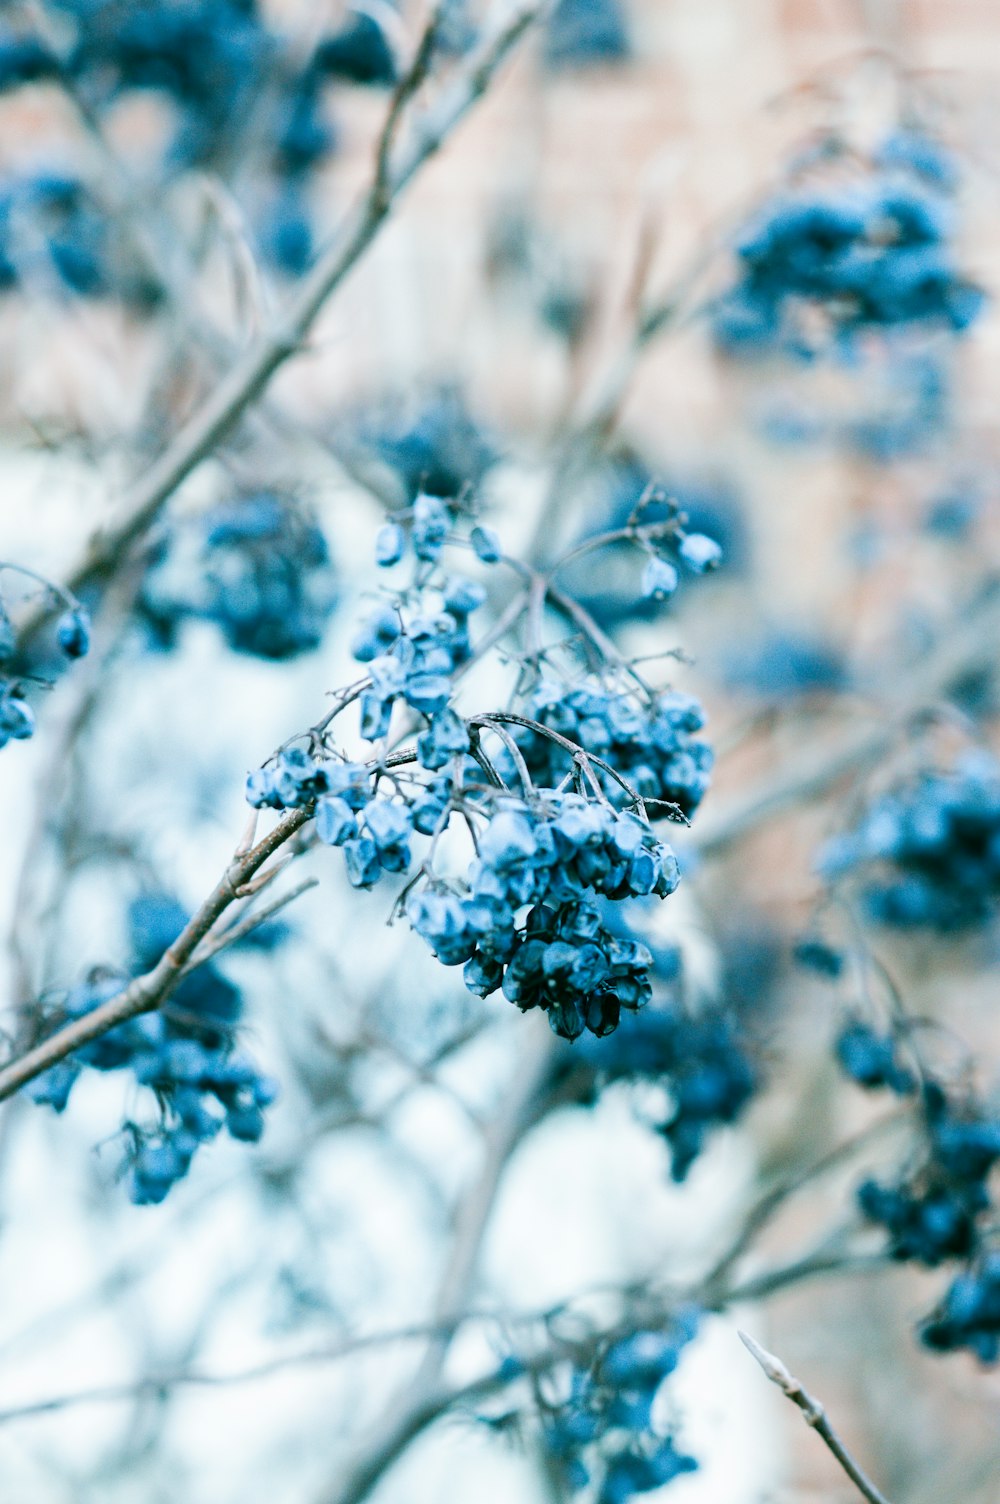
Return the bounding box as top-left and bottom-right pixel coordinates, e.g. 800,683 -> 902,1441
0,172 -> 146,300
359,392 -> 498,505
542,1313 -> 699,1502
544,0 -> 629,71
828,1004 -> 1000,1363
0,0 -> 401,287
818,751 -> 1000,931
28,894 -> 278,1203
713,132 -> 984,357
554,967 -> 759,1180
139,492 -> 337,660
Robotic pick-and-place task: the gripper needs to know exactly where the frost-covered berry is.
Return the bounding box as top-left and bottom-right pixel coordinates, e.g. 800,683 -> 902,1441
678,533 -> 722,573
411,493 -> 450,562
375,522 -> 405,567
641,556 -> 679,600
470,524 -> 502,563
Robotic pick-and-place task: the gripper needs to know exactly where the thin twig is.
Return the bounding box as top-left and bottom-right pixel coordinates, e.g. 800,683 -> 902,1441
186,877 -> 319,968
0,1311 -> 510,1428
701,1112 -> 905,1300
738,1331 -> 895,1504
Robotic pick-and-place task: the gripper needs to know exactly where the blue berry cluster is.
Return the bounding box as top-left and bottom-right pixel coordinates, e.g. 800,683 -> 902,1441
139,494 -> 337,660
817,752 -> 1000,931
410,797 -> 680,1040
509,682 -> 714,820
242,495 -> 711,1043
713,135 -> 984,358
247,731 -> 684,1039
834,1029 -> 1000,1360
27,894 -> 277,1204
2,1 -> 399,287
359,393 -> 497,503
543,1312 -> 699,1502
923,1254 -> 1000,1364
557,981 -> 757,1179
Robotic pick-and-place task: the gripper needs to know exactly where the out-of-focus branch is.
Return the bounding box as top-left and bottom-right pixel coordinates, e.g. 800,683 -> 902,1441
0,1311 -> 506,1427
721,1248 -> 887,1306
0,1210 -> 896,1479
14,1 -> 541,655
692,583 -> 1000,857
525,228 -> 730,563
321,1019 -> 559,1504
739,1331 -> 895,1504
700,1113 -> 904,1302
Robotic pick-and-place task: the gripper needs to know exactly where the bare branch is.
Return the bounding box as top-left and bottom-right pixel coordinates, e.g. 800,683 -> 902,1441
185,877 -> 319,968
0,1312 -> 507,1428
739,1331 -> 895,1504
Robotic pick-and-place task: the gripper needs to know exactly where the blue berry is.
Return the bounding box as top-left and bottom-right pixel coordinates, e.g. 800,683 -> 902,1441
641,556 -> 679,599
375,522 -> 406,567
835,1020 -> 916,1094
470,524 -> 502,563
56,606 -> 91,659
678,533 -> 722,573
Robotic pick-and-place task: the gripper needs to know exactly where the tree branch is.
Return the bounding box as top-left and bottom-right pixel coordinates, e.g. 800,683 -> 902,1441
739,1331 -> 895,1504
0,809 -> 309,1102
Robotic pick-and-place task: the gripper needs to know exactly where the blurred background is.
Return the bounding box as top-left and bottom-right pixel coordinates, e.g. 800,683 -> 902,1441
0,0 -> 998,1501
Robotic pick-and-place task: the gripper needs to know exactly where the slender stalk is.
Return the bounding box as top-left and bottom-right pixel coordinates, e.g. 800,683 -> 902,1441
739,1332 -> 895,1504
